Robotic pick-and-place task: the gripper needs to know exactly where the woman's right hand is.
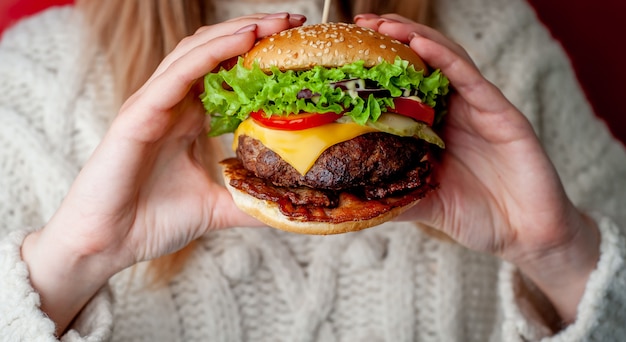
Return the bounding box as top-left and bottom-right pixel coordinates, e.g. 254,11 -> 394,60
355,14 -> 599,323
21,13 -> 306,335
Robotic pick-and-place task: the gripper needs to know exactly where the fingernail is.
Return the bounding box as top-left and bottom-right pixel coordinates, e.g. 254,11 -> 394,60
262,12 -> 289,20
354,13 -> 379,22
234,24 -> 257,34
353,14 -> 366,22
377,18 -> 401,27
289,14 -> 306,22
408,32 -> 421,41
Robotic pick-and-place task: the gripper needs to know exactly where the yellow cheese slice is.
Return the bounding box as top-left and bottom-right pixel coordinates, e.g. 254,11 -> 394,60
233,118 -> 379,175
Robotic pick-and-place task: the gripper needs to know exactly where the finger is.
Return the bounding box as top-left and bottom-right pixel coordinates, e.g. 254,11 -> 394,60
224,13 -> 272,22
148,31 -> 257,110
119,31 -> 258,143
353,13 -> 387,30
353,13 -> 415,24
225,12 -> 307,26
356,15 -> 473,64
210,184 -> 266,229
390,24 -> 473,64
193,14 -> 271,34
149,15 -> 302,84
185,13 -> 305,51
352,13 -> 381,23
378,13 -> 416,24
355,14 -> 519,132
408,33 -> 514,117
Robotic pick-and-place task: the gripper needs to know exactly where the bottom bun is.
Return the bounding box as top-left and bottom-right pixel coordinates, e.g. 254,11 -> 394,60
224,180 -> 420,235
221,158 -> 432,235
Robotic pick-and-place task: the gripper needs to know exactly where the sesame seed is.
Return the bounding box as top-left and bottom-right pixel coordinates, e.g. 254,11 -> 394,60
380,44 -> 387,49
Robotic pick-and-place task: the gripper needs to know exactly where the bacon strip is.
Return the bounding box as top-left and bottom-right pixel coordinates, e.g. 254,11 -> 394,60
221,158 -> 435,223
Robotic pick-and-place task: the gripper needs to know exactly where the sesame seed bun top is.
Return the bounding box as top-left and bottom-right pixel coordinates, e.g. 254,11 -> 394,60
243,22 -> 427,72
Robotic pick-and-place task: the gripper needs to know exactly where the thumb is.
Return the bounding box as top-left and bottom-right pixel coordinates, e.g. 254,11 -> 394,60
210,184 -> 266,229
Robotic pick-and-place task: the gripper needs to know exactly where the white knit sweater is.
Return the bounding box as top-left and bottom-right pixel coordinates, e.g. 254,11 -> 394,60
1,1 -> 626,341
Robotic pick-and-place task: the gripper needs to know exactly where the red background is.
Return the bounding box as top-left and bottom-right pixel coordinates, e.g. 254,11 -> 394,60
1,0 -> 624,145
527,0 -> 626,145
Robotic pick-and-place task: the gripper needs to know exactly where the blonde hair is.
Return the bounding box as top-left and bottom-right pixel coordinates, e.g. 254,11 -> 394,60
76,0 -> 214,105
77,0 -> 432,286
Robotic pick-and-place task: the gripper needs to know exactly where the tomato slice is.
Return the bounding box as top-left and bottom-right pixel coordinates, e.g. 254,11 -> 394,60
250,111 -> 343,130
387,97 -> 435,126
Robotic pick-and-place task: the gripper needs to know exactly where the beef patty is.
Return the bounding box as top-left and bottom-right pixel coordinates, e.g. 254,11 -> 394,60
236,132 -> 430,194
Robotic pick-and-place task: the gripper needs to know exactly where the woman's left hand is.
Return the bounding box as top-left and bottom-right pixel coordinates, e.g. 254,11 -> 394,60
355,14 -> 600,323
22,13 -> 307,335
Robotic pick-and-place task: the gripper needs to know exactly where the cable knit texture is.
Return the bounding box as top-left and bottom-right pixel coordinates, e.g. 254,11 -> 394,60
1,0 -> 626,341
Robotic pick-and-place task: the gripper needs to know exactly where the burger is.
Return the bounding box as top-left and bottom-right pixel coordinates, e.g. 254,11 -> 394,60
201,23 -> 449,235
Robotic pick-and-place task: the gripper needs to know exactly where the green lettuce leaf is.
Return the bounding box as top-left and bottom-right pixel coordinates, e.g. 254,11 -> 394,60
201,57 -> 449,136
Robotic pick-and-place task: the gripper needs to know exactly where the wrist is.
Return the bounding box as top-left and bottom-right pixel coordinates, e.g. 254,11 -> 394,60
21,228 -> 120,335
514,212 -> 600,324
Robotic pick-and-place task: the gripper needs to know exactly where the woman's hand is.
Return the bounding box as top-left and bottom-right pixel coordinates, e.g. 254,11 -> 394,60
355,14 -> 600,324
21,13 -> 306,335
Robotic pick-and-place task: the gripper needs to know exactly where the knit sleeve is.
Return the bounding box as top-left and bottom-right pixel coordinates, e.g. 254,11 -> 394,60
479,0 -> 626,337
0,7 -> 116,341
499,214 -> 626,341
0,229 -> 114,341
531,26 -> 626,229
495,44 -> 626,341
